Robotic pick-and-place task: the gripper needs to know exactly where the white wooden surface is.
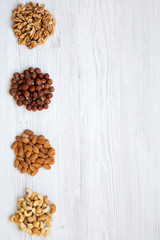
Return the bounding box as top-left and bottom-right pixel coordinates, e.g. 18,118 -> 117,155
0,0 -> 160,239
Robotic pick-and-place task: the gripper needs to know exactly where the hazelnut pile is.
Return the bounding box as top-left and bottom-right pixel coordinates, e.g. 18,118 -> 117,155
12,2 -> 56,49
9,67 -> 54,111
10,188 -> 56,237
11,129 -> 55,176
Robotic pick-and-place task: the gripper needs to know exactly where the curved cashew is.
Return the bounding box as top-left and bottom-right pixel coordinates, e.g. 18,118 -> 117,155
24,210 -> 32,217
18,197 -> 25,202
33,221 -> 39,228
44,230 -> 51,237
42,203 -> 47,208
9,215 -> 16,223
46,221 -> 51,227
38,200 -> 43,207
19,212 -> 25,222
28,214 -> 36,222
36,206 -> 41,214
50,203 -> 56,213
37,194 -> 43,201
39,221 -> 44,229
34,200 -> 40,207
32,207 -> 36,214
32,228 -> 41,236
41,227 -> 49,235
30,192 -> 38,200
42,205 -> 50,213
27,223 -> 33,229
20,222 -> 27,231
26,228 -> 32,235
23,201 -> 32,211
38,214 -> 49,221
16,209 -> 24,213
26,200 -> 32,207
47,211 -> 53,217
44,196 -> 51,204
25,188 -> 32,199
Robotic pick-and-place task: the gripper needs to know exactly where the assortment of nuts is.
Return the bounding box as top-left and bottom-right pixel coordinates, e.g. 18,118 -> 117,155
9,67 -> 54,111
10,188 -> 56,237
12,2 -> 56,49
11,129 -> 55,176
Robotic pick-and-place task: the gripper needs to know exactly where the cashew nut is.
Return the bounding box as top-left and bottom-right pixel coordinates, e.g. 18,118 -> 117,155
9,215 -> 16,223
38,200 -> 43,207
34,200 -> 41,207
32,207 -> 36,214
30,192 -> 38,200
42,205 -> 50,213
36,206 -> 42,214
23,201 -> 32,211
27,223 -> 33,229
28,214 -> 36,222
19,222 -> 27,231
38,214 -> 49,221
41,227 -> 49,234
33,221 -> 39,228
39,221 -> 44,229
25,188 -> 32,199
19,212 -> 25,222
44,196 -> 51,204
37,194 -> 43,201
24,210 -> 32,217
26,228 -> 32,235
44,230 -> 51,238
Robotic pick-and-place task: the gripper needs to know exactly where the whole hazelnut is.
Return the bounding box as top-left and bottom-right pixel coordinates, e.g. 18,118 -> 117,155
14,95 -> 19,101
44,73 -> 49,79
9,89 -> 15,96
43,89 -> 48,94
20,73 -> 25,79
38,91 -> 44,97
49,87 -> 55,92
18,79 -> 23,85
32,106 -> 37,111
38,73 -> 43,79
47,79 -> 53,85
14,72 -> 19,78
11,78 -> 17,84
32,92 -> 38,99
46,93 -> 53,99
41,95 -> 46,101
17,100 -> 23,106
37,105 -> 43,111
36,78 -> 42,85
31,73 -> 37,79
30,101 -> 36,106
19,95 -> 25,101
29,67 -> 34,73
43,104 -> 48,109
36,86 -> 42,91
41,84 -> 45,89
35,68 -> 41,74
24,91 -> 30,98
44,84 -> 50,89
24,70 -> 30,76
42,78 -> 46,84
36,99 -> 42,105
45,99 -> 51,104
29,86 -> 36,92
23,99 -> 28,105
18,85 -> 23,90
17,90 -> 22,96
26,104 -> 32,111
11,84 -> 18,89
22,84 -> 29,90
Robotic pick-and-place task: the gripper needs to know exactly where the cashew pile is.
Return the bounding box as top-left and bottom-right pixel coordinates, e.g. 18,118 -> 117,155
10,188 -> 56,237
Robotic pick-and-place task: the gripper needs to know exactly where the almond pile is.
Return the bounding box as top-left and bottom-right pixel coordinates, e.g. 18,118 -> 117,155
11,129 -> 55,176
12,2 -> 56,49
10,188 -> 56,237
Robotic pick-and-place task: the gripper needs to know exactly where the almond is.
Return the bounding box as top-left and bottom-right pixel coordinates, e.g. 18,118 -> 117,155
39,148 -> 45,154
33,145 -> 39,153
11,141 -> 18,149
22,138 -> 29,143
29,154 -> 38,161
36,144 -> 42,149
21,167 -> 27,173
29,135 -> 34,141
44,158 -> 52,164
21,161 -> 28,169
31,168 -> 39,176
32,135 -> 38,144
48,148 -> 55,155
29,165 -> 37,171
18,146 -> 24,156
44,140 -> 50,148
16,136 -> 22,142
18,163 -> 22,171
37,138 -> 45,145
38,152 -> 47,158
16,156 -> 24,161
14,159 -> 19,168
14,147 -> 19,156
50,160 -> 55,165
36,158 -> 44,164
24,129 -> 34,135
26,158 -> 31,165
32,163 -> 42,168
27,168 -> 32,175
43,164 -> 51,170
21,133 -> 27,138
26,151 -> 32,158
18,142 -> 23,148
24,145 -> 32,152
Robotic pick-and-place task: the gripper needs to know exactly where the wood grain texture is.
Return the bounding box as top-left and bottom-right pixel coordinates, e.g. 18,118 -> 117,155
0,0 -> 160,239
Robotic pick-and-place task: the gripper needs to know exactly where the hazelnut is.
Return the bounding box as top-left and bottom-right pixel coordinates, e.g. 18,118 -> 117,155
44,84 -> 50,89
19,95 -> 25,101
42,78 -> 46,84
38,73 -> 43,79
30,101 -> 36,106
26,104 -> 32,111
29,86 -> 36,92
24,70 -> 30,76
45,99 -> 51,104
32,106 -> 37,111
36,86 -> 42,91
18,85 -> 23,90
9,89 -> 15,96
22,84 -> 29,90
17,100 -> 23,106
17,90 -> 22,96
49,87 -> 54,92
24,91 -> 30,98
18,79 -> 23,85
11,84 -> 18,89
31,73 -> 37,79
29,67 -> 34,73
35,68 -> 41,74
37,105 -> 43,111
43,104 -> 48,109
36,99 -> 42,105
36,78 -> 42,86
14,72 -> 19,78
44,73 -> 49,79
46,93 -> 53,99
47,79 -> 53,85
43,89 -> 48,94
11,78 -> 17,83
32,92 -> 38,99
23,99 -> 28,105
38,91 -> 44,97
14,95 -> 19,101
20,73 -> 25,79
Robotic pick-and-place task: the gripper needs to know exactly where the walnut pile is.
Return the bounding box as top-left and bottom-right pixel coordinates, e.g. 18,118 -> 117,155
12,2 -> 56,49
